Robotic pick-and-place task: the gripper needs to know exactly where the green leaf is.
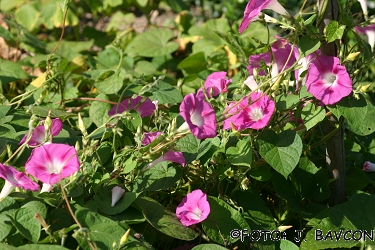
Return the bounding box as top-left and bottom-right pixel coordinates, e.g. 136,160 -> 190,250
226,139 -> 252,167
214,31 -> 248,65
11,202 -> 47,243
18,245 -> 69,250
301,193 -> 375,249
257,130 -> 302,178
279,240 -> 299,250
165,0 -> 189,12
192,244 -> 228,250
30,106 -> 77,120
335,94 -> 375,135
202,196 -> 250,245
95,70 -> 125,95
298,36 -> 321,57
75,208 -> 129,250
0,124 -> 17,139
176,134 -> 199,154
94,186 -> 137,215
0,59 -> 29,85
122,110 -> 142,133
149,81 -> 183,104
15,3 -> 40,31
133,164 -> 182,192
134,196 -> 198,240
301,103 -> 325,131
126,29 -> 178,57
46,40 -> 94,61
325,21 -> 346,43
0,0 -> 27,12
89,94 -> 110,127
0,106 -> 11,119
0,214 -> 12,241
177,52 -> 207,74
276,94 -> 301,111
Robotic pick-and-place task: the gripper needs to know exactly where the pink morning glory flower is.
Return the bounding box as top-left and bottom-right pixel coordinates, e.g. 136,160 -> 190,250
111,186 -> 125,207
142,132 -> 185,169
25,143 -> 80,186
176,189 -> 210,226
355,24 -> 375,50
223,91 -> 275,130
108,96 -> 156,118
239,0 -> 289,34
179,93 -> 217,140
247,45 -> 296,79
0,163 -> 39,199
19,118 -> 63,146
199,72 -> 232,98
364,161 -> 375,172
244,76 -> 258,91
305,55 -> 352,105
295,50 -> 320,83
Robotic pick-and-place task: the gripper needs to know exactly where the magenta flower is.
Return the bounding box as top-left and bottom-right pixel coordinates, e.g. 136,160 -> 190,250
247,45 -> 296,79
200,72 -> 232,98
179,93 -> 217,139
305,55 -> 352,105
20,118 -> 63,146
108,96 -> 156,118
0,164 -> 39,199
142,132 -> 185,169
355,25 -> 375,50
25,143 -> 80,186
364,161 -> 375,172
111,186 -> 125,207
176,189 -> 210,226
239,0 -> 289,34
223,92 -> 275,130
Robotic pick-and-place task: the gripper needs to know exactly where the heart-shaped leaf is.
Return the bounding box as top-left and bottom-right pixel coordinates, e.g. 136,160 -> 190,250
226,139 -> 252,167
257,130 -> 302,178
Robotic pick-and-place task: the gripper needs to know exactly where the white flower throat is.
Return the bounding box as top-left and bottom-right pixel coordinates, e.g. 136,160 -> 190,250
250,107 -> 264,121
323,73 -> 337,86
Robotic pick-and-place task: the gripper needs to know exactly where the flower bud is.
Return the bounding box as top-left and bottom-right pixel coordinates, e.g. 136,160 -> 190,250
111,186 -> 125,207
345,52 -> 360,61
120,229 -> 131,247
78,112 -> 87,136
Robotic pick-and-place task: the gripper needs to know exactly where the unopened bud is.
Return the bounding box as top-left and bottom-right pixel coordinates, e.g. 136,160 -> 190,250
345,52 -> 360,61
361,84 -> 371,92
29,114 -> 40,131
34,213 -> 50,233
278,225 -> 293,232
120,229 -> 131,247
78,113 -> 87,136
44,115 -> 53,140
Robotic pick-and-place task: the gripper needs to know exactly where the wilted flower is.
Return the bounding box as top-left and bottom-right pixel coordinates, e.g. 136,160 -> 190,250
199,71 -> 232,98
0,163 -> 39,199
19,118 -> 63,146
355,24 -> 375,50
176,189 -> 210,226
142,132 -> 185,169
239,0 -> 289,33
108,96 -> 156,118
179,93 -> 217,139
111,186 -> 125,207
25,143 -> 80,188
223,91 -> 275,130
305,55 -> 352,105
364,161 -> 375,172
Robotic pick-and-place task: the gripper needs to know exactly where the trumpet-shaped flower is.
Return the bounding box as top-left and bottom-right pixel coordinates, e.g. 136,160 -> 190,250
223,92 -> 275,130
358,0 -> 368,17
305,55 -> 352,105
25,143 -> 80,186
200,72 -> 232,98
142,132 -> 185,169
0,164 -> 39,199
364,161 -> 375,172
176,189 -> 210,226
179,93 -> 217,139
20,118 -> 63,146
247,45 -> 296,79
108,96 -> 156,118
355,25 -> 375,50
111,186 -> 125,207
239,0 -> 289,33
